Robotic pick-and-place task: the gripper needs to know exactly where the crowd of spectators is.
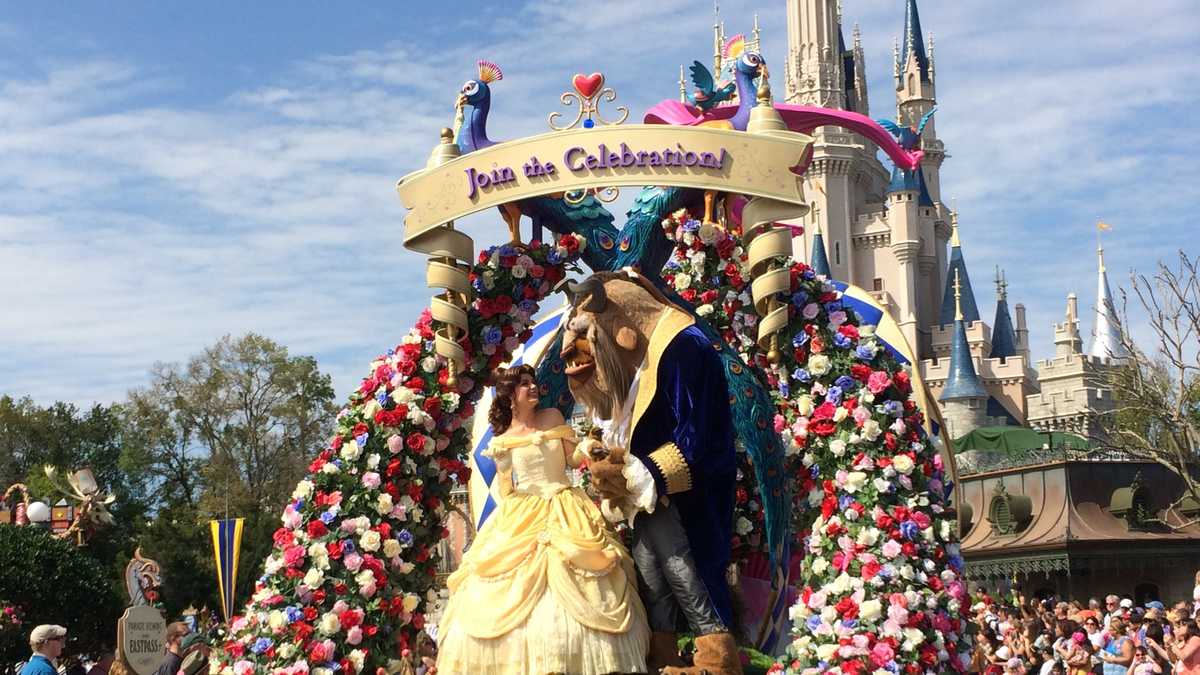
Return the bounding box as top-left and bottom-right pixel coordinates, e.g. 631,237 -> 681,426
968,577 -> 1200,674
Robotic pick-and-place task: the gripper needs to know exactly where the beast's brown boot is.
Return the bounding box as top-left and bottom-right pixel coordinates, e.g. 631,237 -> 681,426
647,631 -> 686,672
660,632 -> 742,675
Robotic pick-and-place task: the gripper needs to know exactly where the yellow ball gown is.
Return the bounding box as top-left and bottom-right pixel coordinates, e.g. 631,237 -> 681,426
436,425 -> 649,674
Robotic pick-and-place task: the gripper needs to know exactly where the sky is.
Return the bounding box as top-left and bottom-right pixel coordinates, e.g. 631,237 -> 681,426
1,0 -> 1197,407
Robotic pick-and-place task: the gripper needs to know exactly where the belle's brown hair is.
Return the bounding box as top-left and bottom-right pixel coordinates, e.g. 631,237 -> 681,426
488,364 -> 537,434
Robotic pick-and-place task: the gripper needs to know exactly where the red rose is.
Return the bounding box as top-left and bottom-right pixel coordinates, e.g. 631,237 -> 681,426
894,370 -> 912,392
812,401 -> 837,421
810,420 -> 837,437
406,432 -> 426,451
836,596 -> 859,619
681,288 -> 697,303
305,520 -> 327,538
838,324 -> 860,340
303,607 -> 317,621
330,435 -> 344,450
862,560 -> 881,579
272,528 -> 294,549
850,363 -> 873,382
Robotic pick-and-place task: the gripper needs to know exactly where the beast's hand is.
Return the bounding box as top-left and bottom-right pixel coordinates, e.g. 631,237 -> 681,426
589,446 -> 630,500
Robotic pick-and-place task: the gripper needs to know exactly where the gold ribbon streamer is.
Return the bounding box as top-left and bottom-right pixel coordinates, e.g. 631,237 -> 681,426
403,129 -> 477,383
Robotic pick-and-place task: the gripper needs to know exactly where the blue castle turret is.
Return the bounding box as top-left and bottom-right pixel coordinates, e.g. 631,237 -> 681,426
938,212 -> 980,326
940,269 -> 989,437
990,267 -> 1018,359
810,223 -> 831,278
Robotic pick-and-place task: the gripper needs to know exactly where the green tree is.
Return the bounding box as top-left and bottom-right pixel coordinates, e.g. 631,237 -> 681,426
0,525 -> 124,670
123,334 -> 337,613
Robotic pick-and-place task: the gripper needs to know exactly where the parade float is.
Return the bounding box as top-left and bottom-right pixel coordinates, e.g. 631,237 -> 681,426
211,30 -> 970,675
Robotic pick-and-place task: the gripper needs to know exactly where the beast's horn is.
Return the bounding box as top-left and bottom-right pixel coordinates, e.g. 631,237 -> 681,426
567,277 -> 608,313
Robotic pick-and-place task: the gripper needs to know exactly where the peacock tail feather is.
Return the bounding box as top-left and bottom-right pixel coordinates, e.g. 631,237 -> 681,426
520,194 -> 618,273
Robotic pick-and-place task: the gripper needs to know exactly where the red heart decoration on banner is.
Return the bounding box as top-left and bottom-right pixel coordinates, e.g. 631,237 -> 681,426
572,72 -> 604,99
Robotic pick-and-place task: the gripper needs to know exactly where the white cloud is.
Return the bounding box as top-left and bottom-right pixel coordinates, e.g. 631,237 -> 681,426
1,0 -> 1196,407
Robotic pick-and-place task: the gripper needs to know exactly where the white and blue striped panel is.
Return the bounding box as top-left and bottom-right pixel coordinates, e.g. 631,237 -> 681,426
468,305 -> 569,532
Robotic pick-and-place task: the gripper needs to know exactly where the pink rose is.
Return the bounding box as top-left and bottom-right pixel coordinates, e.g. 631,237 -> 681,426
870,642 -> 894,668
361,472 -> 381,489
343,552 -> 363,572
283,545 -> 306,568
867,371 -> 892,394
387,435 -> 404,454
345,626 -> 363,645
802,303 -> 821,319
773,414 -> 787,433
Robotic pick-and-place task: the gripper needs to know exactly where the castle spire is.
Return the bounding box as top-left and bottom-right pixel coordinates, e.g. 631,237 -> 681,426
898,0 -> 931,85
1089,243 -> 1131,361
809,214 -> 832,277
940,269 -> 987,402
939,210 -> 980,325
991,267 -> 1018,359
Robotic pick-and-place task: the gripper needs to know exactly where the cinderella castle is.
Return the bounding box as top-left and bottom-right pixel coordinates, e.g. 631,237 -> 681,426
764,0 -> 1131,442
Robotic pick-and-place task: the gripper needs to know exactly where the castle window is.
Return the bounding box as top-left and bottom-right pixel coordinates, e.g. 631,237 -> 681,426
873,278 -> 883,292
1110,473 -> 1157,531
908,73 -> 915,94
834,242 -> 841,265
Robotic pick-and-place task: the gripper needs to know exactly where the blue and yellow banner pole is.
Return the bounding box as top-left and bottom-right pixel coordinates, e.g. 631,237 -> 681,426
209,518 -> 244,622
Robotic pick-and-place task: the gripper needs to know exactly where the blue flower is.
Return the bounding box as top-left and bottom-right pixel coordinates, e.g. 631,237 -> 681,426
342,540 -> 356,554
665,259 -> 681,271
841,619 -> 858,630
834,375 -> 855,391
294,499 -> 305,511
826,385 -> 843,405
251,638 -> 273,654
805,615 -> 823,631
355,432 -> 369,447
790,291 -> 809,307
899,520 -> 919,540
824,301 -> 842,314
518,299 -> 537,314
375,390 -> 390,406
286,607 -> 303,622
778,381 -> 790,398
398,529 -> 414,546
855,345 -> 875,361
809,465 -> 820,479
498,244 -> 517,258
791,330 -> 810,347
883,400 -> 904,417
547,249 -> 562,265
682,218 -> 701,232
802,268 -> 816,280
838,494 -> 853,510
483,326 -> 503,346
833,332 -> 852,349
319,511 -> 336,525
791,368 -> 811,382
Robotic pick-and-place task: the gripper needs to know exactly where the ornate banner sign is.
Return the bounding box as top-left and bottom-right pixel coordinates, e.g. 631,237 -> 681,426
396,124 -> 812,243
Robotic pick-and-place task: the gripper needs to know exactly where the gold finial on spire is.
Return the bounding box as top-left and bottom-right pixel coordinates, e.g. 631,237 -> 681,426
953,269 -> 964,322
679,64 -> 687,102
713,1 -> 722,75
1095,219 -> 1112,272
751,13 -> 761,54
994,266 -> 1008,301
950,208 -> 961,247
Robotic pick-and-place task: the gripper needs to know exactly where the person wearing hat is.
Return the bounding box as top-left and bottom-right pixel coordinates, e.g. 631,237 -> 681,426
176,633 -> 209,675
21,625 -> 67,675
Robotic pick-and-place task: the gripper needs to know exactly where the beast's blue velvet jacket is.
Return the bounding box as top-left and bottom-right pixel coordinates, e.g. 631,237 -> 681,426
629,320 -> 737,626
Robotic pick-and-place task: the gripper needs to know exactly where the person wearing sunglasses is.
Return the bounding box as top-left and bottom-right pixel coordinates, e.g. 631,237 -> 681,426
20,625 -> 67,675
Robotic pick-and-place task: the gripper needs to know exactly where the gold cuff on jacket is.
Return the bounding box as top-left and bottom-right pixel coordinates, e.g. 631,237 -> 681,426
648,443 -> 692,494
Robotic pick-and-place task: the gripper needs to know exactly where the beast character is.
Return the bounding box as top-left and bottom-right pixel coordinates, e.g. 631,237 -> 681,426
562,270 -> 741,675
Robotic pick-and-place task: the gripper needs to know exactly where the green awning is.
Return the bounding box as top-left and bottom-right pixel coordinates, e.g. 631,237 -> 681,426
952,426 -> 1090,454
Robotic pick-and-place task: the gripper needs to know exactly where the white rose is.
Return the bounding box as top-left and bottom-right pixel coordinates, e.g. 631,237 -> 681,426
308,544 -> 330,570
366,453 -> 380,470
319,612 -> 340,635
860,599 -> 882,621
321,462 -> 339,474
376,493 -> 394,515
674,273 -> 692,290
892,454 -> 915,475
696,304 -> 714,316
360,530 -> 382,552
292,480 -> 314,500
817,643 -> 840,661
383,538 -> 402,559
862,419 -> 883,441
798,395 -> 814,416
843,471 -> 867,493
511,264 -> 527,278
808,354 -> 831,376
340,439 -> 361,462
348,649 -> 365,673
829,439 -> 847,457
402,593 -> 421,613
735,516 -> 753,536
303,568 -> 324,588
268,610 -> 286,631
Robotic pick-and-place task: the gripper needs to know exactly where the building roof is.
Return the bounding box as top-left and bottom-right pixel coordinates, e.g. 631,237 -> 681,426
990,295 -> 1018,359
954,426 -> 1089,455
940,317 -> 987,401
886,165 -> 934,206
810,228 -> 832,277
1088,245 -> 1131,361
958,460 -> 1200,569
986,397 -> 1020,426
840,25 -> 858,112
938,243 -> 981,325
898,0 -> 932,84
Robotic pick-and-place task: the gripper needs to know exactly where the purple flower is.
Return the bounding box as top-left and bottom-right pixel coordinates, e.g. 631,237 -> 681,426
806,615 -> 823,631
518,299 -> 537,314
398,529 -> 414,546
883,400 -> 904,417
792,330 -> 810,347
855,345 -> 875,361
826,386 -> 843,405
319,511 -> 336,525
833,332 -> 852,349
682,218 -> 701,232
835,375 -> 855,391
791,291 -> 809,307
342,540 -> 356,554
899,520 -> 919,540
355,432 -> 369,447
483,326 -> 503,345
792,368 -> 811,382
